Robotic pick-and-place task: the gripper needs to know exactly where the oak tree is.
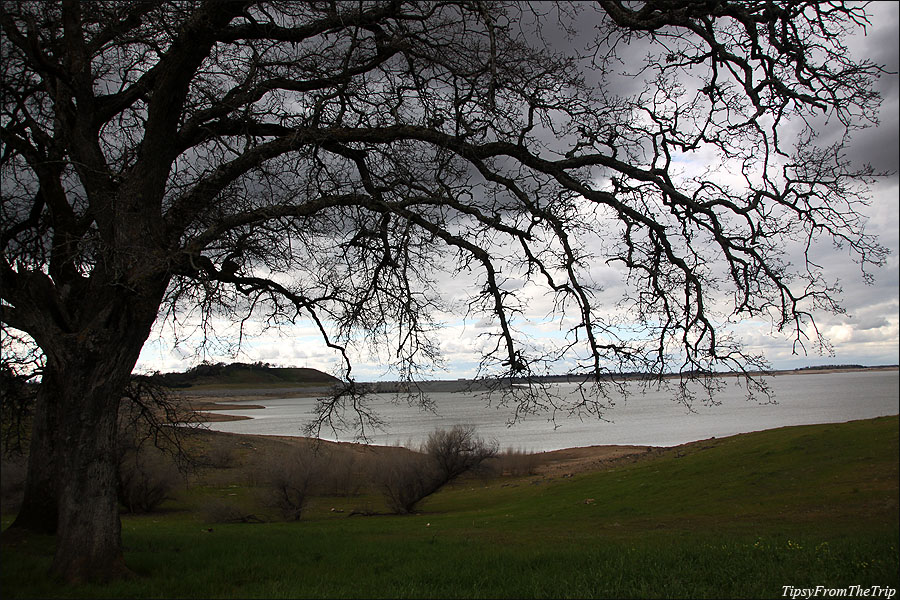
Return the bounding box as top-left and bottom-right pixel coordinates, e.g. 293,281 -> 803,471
1,0 -> 888,581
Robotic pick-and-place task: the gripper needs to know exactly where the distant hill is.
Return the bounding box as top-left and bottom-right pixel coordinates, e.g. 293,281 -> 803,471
151,362 -> 340,388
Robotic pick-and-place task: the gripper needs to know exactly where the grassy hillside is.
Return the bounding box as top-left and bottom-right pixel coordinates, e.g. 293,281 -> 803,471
2,416 -> 897,598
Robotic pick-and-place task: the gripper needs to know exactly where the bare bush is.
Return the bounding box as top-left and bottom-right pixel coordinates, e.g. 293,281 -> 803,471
260,447 -> 320,521
488,448 -> 541,478
425,425 -> 498,481
315,449 -> 363,497
114,383 -> 195,514
378,450 -> 439,515
205,442 -> 236,469
379,425 -> 497,514
117,447 -> 180,513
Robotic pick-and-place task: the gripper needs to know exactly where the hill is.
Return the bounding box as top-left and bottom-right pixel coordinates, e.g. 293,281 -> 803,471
152,362 -> 340,388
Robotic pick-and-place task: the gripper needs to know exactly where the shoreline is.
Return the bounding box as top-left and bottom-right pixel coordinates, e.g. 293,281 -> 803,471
188,426 -> 662,478
176,367 -> 898,454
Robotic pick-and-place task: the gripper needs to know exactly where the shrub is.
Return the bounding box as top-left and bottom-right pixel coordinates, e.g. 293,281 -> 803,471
114,377 -> 200,513
315,449 -> 363,497
117,446 -> 180,513
205,442 -> 237,469
378,425 -> 497,514
378,450 -> 439,514
424,424 -> 498,481
260,447 -> 319,520
488,447 -> 541,477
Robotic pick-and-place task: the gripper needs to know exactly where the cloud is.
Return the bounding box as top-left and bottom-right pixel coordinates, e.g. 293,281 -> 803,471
843,3 -> 900,173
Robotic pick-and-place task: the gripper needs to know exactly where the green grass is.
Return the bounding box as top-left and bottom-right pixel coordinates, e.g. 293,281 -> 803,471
3,416 -> 898,598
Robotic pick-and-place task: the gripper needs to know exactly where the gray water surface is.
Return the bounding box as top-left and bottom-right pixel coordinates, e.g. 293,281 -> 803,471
205,370 -> 898,451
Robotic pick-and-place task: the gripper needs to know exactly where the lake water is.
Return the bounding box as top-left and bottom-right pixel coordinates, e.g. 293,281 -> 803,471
205,370 -> 899,451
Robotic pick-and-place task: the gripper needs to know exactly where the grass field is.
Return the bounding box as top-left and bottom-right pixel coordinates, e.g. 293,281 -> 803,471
2,415 -> 898,598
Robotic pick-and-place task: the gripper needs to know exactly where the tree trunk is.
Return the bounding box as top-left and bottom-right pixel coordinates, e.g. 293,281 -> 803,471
9,369 -> 61,534
13,276 -> 169,582
50,362 -> 131,582
43,300 -> 163,582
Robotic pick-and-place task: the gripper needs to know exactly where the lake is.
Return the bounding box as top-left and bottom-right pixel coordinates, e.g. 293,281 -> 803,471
204,370 -> 899,451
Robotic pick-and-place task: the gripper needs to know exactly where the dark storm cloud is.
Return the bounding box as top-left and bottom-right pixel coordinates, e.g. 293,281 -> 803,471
845,1 -> 900,174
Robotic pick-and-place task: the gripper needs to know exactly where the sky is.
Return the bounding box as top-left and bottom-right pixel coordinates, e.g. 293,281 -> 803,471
135,3 -> 900,380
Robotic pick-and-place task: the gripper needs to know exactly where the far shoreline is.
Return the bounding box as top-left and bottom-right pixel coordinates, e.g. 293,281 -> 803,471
177,366 -> 899,439
179,364 -> 898,403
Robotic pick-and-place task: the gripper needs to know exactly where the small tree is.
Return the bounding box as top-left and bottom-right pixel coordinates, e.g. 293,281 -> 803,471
380,425 -> 496,514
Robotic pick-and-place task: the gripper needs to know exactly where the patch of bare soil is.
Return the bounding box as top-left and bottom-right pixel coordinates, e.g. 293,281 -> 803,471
178,390 -> 663,477
188,426 -> 656,482
533,444 -> 660,477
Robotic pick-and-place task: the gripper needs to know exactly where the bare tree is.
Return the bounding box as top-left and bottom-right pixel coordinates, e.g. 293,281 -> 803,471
424,424 -> 497,482
380,425 -> 496,514
0,0 -> 889,581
